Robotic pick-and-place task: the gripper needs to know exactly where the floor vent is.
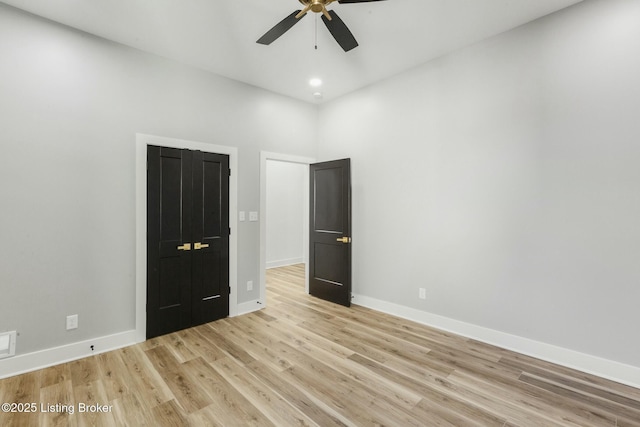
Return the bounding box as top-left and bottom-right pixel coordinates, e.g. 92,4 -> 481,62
0,331 -> 16,359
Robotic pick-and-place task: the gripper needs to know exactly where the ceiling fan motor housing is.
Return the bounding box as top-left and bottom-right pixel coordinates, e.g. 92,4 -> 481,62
299,0 -> 332,14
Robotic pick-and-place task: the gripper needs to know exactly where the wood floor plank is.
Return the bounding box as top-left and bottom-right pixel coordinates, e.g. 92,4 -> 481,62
186,405 -> 226,427
69,357 -> 99,387
211,356 -> 317,426
0,370 -> 40,427
39,363 -> 72,389
96,351 -> 130,403
117,345 -> 174,409
179,326 -> 228,364
291,329 -> 423,411
157,331 -> 200,364
522,369 -> 640,411
208,318 -> 293,372
110,393 -> 152,427
72,380 -> 117,427
273,340 -> 427,426
519,372 -> 640,426
1,263 -> 638,426
197,323 -> 256,366
246,359 -> 351,427
499,350 -> 640,402
39,380 -> 75,427
150,399 -> 188,427
144,346 -> 211,414
448,369 -> 617,426
180,356 -> 276,427
347,352 -> 508,426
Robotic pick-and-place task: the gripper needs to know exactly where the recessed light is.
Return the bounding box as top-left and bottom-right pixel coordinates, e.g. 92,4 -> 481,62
309,78 -> 322,87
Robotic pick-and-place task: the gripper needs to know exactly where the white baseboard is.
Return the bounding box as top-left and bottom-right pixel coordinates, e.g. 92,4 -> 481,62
236,299 -> 263,316
266,257 -> 304,269
352,294 -> 640,389
0,330 -> 137,380
0,299 -> 263,380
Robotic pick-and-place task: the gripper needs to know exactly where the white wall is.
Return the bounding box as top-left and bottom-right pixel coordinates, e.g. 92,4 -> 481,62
266,160 -> 306,268
0,3 -> 317,359
317,0 -> 640,372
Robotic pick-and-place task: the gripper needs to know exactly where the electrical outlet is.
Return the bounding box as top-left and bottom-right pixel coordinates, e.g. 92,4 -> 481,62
247,280 -> 253,291
419,288 -> 426,300
249,211 -> 258,222
66,314 -> 78,330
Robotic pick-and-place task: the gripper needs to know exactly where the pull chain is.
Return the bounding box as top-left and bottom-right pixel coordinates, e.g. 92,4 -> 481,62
315,14 -> 318,50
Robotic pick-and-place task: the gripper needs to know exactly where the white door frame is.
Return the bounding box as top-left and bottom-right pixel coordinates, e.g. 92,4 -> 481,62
259,151 -> 315,305
135,133 -> 238,343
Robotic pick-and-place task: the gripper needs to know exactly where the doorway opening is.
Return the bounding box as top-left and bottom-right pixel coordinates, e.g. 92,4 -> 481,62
259,152 -> 315,307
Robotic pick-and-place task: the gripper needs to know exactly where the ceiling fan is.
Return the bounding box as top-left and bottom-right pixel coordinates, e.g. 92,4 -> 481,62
257,0 -> 387,52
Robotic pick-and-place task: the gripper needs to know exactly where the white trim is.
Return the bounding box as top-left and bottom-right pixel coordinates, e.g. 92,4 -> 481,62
0,330 -> 136,380
259,152 -> 315,306
237,300 -> 264,316
136,134 -> 239,344
352,294 -> 640,389
266,257 -> 304,269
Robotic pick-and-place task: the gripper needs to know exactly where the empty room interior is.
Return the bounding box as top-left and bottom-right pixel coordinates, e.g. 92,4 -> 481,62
1,0 -> 639,425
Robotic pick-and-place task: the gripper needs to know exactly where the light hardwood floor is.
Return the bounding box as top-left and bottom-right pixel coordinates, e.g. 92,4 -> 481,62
1,264 -> 639,426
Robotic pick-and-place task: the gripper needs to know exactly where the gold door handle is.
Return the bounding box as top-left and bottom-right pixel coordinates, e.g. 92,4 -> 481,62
177,243 -> 191,251
194,242 -> 210,250
336,237 -> 352,244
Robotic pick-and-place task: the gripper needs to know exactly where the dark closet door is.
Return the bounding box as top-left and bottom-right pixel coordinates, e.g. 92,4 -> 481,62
191,151 -> 230,325
147,146 -> 194,339
309,158 -> 352,307
147,145 -> 229,339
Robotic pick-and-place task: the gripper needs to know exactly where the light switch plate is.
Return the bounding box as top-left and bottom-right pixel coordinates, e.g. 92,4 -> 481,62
239,211 -> 246,221
249,211 -> 258,222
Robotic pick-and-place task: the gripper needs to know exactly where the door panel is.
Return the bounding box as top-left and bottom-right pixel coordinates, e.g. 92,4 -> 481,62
313,167 -> 344,232
309,159 -> 351,307
147,146 -> 193,339
192,151 -> 230,325
147,146 -> 229,339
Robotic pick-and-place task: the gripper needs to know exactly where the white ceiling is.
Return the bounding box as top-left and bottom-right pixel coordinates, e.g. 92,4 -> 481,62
1,0 -> 582,103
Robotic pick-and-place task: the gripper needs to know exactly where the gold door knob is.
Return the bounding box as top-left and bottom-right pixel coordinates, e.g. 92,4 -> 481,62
177,243 -> 191,251
194,242 -> 210,250
336,237 -> 352,243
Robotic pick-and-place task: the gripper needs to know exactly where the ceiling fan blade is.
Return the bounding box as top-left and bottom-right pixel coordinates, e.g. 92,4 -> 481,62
257,10 -> 306,45
338,0 -> 387,3
321,10 -> 358,52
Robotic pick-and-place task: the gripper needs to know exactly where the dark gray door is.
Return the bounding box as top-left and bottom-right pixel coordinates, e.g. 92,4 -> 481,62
309,159 -> 352,307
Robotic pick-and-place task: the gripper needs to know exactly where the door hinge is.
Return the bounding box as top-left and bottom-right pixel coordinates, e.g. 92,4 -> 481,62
229,227 -> 231,235
228,286 -> 231,295
229,169 -> 231,177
